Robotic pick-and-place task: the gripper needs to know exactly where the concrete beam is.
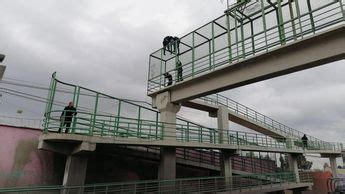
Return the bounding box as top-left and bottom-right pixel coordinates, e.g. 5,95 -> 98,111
151,25 -> 345,103
38,140 -> 71,155
72,141 -> 96,155
38,138 -> 96,155
184,100 -> 286,139
40,133 -> 342,155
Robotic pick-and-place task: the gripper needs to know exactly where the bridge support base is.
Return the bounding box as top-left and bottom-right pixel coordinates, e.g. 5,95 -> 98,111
288,154 -> 300,183
154,91 -> 181,180
329,155 -> 338,178
158,147 -> 176,180
62,155 -> 88,193
221,150 -> 238,190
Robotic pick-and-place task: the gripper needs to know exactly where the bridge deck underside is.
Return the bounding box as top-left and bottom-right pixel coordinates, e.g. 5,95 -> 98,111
39,133 -> 341,155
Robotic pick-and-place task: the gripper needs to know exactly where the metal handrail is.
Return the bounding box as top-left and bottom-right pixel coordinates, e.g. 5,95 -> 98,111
0,172 -> 300,193
198,93 -> 343,151
44,109 -> 342,152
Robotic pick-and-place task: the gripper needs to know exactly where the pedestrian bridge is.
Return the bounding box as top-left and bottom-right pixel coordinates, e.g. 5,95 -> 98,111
184,93 -> 330,146
40,74 -> 343,156
147,0 -> 345,102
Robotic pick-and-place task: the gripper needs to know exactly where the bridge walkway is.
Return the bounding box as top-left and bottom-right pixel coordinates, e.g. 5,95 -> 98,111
147,0 -> 345,102
40,74 -> 342,156
184,93 -> 335,150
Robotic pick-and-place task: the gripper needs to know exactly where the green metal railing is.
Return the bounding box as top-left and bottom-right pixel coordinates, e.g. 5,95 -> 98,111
0,172 -> 299,193
147,0 -> 345,94
198,93 -> 342,150
44,73 -> 342,153
44,109 -> 342,152
44,72 -> 214,138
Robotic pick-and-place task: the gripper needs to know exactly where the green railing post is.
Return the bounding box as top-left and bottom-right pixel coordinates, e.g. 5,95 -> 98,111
306,0 -> 315,33
288,0 -> 297,40
44,73 -> 57,133
226,13 -> 233,63
137,107 -> 141,137
186,122 -> 190,142
294,0 -> 303,38
277,0 -> 286,44
91,93 -> 99,135
211,22 -> 215,69
72,86 -> 80,134
236,131 -> 239,145
340,0 -> 345,19
159,49 -> 163,89
192,32 -> 195,77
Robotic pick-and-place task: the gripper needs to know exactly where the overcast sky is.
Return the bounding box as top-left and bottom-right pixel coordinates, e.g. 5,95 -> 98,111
0,1 -> 344,167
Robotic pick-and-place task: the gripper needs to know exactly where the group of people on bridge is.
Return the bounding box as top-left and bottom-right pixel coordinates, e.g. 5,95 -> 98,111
162,36 -> 183,87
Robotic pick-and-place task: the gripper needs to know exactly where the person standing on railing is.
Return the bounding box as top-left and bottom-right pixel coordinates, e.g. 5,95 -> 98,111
302,134 -> 308,150
176,60 -> 183,82
58,101 -> 77,133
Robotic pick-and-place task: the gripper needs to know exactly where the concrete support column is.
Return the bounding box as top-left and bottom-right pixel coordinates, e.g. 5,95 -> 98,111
329,155 -> 338,178
158,147 -> 176,180
154,91 -> 181,140
217,106 -> 229,144
221,150 -> 238,189
62,155 -> 88,188
154,91 -> 181,180
287,154 -> 300,183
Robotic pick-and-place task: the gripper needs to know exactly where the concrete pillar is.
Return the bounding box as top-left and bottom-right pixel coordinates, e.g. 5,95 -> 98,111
154,91 -> 181,140
329,155 -> 338,178
62,155 -> 88,193
154,91 -> 181,180
158,147 -> 176,180
217,106 -> 229,144
221,150 -> 235,189
287,154 -> 300,183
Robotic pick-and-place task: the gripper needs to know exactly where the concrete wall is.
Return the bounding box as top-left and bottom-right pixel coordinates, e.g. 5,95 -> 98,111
0,125 -> 64,187
0,124 -> 276,187
0,125 -> 215,187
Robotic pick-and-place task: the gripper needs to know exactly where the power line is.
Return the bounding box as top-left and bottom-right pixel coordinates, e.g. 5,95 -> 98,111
1,79 -> 152,105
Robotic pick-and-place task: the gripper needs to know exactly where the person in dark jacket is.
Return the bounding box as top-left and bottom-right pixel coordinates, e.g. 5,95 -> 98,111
163,36 -> 173,55
301,134 -> 308,150
172,36 -> 180,54
164,72 -> 173,86
58,101 -> 77,133
176,60 -> 183,82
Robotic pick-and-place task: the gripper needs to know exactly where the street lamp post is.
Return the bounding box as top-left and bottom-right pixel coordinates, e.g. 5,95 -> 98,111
0,54 -> 6,80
